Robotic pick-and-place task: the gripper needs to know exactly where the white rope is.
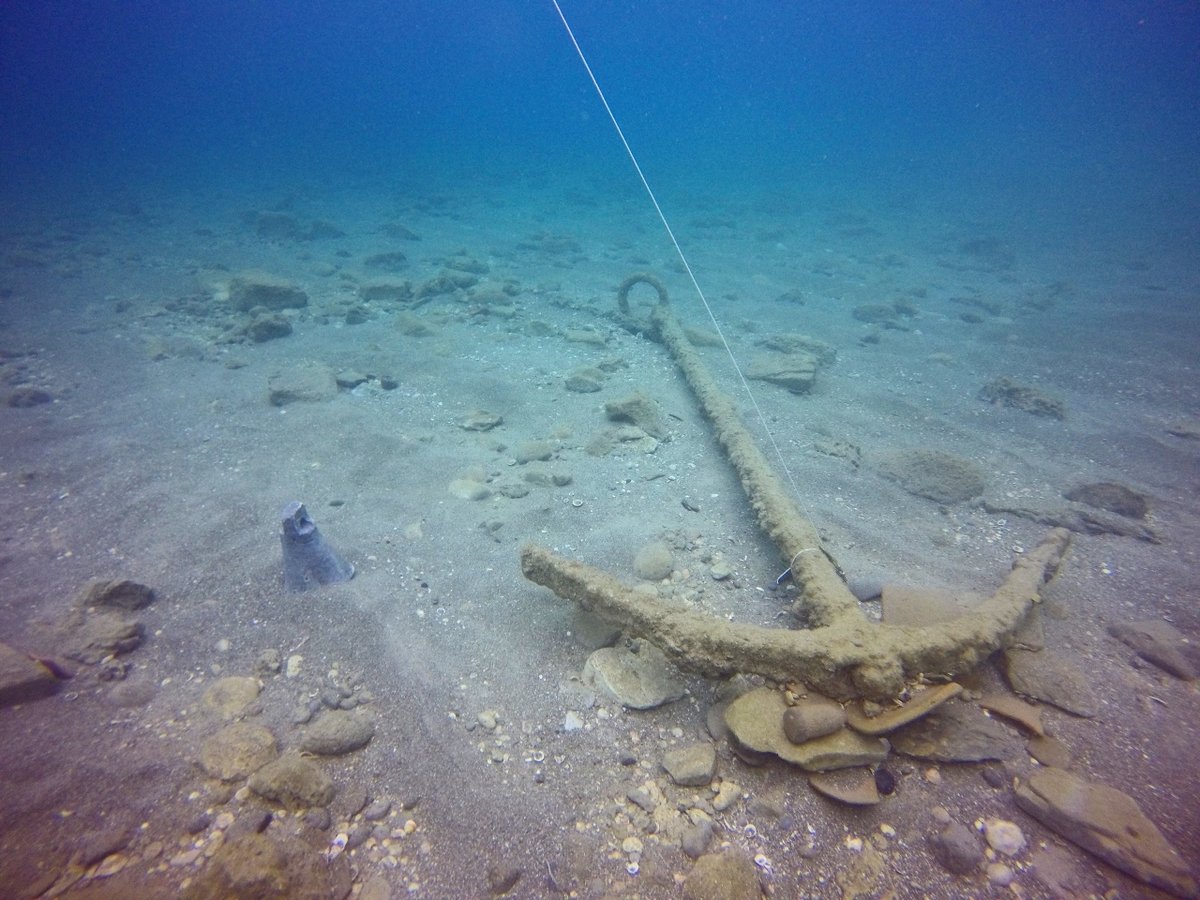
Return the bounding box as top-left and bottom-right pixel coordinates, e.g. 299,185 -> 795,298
550,0 -> 805,502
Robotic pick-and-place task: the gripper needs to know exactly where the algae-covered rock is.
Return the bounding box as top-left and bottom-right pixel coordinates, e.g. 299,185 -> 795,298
248,751 -> 334,809
200,723 -> 278,781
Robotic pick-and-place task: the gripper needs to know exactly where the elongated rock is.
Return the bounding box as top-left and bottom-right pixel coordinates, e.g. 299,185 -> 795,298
1014,768 -> 1198,898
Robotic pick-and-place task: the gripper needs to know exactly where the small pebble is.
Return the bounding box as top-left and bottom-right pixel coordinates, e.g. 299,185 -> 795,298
987,862 -> 1015,886
983,819 -> 1026,857
363,799 -> 392,821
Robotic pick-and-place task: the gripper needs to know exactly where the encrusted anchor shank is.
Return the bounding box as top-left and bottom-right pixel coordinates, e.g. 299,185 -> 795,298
520,280 -> 1073,701
521,528 -> 1070,701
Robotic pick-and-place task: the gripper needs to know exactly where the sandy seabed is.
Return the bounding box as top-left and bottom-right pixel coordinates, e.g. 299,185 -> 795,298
1,175 -> 1198,898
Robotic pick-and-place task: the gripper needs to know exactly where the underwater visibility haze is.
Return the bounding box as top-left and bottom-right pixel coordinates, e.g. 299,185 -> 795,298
1,2 -> 1199,897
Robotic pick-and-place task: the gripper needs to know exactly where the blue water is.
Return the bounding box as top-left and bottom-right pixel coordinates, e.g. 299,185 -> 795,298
3,0 -> 1198,239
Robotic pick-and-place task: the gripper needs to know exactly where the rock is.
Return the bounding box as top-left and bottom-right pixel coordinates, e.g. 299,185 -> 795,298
681,821 -> 714,859
300,710 -> 376,755
228,272 -> 309,312
845,683 -> 962,735
1026,734 -> 1072,769
1108,620 -> 1196,680
564,368 -> 604,393
582,641 -> 685,710
180,832 -> 350,900
724,687 -> 888,771
203,676 -> 262,720
6,386 -> 53,407
244,313 -> 293,343
362,798 -> 391,821
248,751 -> 335,809
1003,648 -> 1098,717
200,723 -> 279,781
662,742 -> 717,787
682,849 -> 763,900
1064,482 -> 1149,519
979,377 -> 1066,419
515,440 -> 554,463
633,541 -> 674,580
75,578 -> 156,611
362,280 -> 414,303
1014,767 -> 1198,898
782,698 -> 846,743
978,692 -> 1045,736
746,351 -> 819,394
876,449 -> 985,504
62,608 -> 143,663
755,332 -> 837,366
486,863 -> 521,895
983,819 -> 1026,857
889,700 -> 1022,762
267,363 -> 337,406
448,476 -> 491,501
0,642 -> 60,707
459,409 -> 503,432
364,251 -> 408,273
605,392 -> 670,440
929,820 -> 984,875
73,824 -> 134,867
808,770 -> 881,806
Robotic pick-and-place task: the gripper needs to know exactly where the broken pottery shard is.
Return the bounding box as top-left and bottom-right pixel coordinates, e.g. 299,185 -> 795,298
1014,768 -> 1198,899
845,682 -> 962,736
808,770 -> 881,807
724,687 -> 887,771
978,692 -> 1045,736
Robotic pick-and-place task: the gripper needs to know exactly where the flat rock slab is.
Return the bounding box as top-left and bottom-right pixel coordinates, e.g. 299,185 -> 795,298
1014,767 -> 1198,898
1108,620 -> 1197,681
0,642 -> 60,707
889,700 -> 1023,762
724,687 -> 888,771
1003,647 -> 1099,717
846,682 -> 962,735
583,641 -> 685,710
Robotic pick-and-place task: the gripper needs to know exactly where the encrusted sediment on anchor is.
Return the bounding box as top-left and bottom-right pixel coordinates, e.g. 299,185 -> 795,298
520,280 -> 1073,701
